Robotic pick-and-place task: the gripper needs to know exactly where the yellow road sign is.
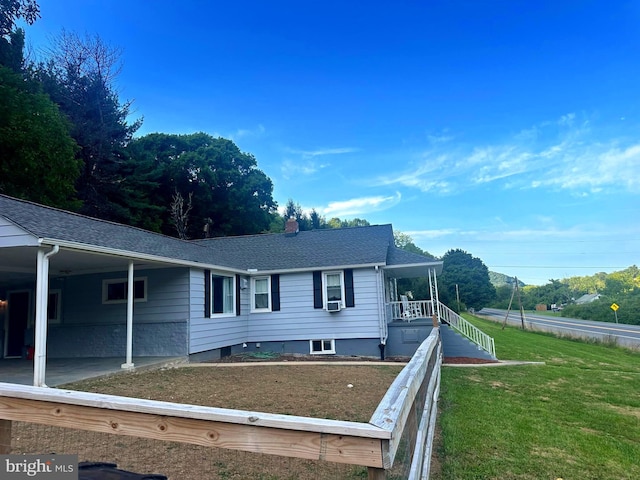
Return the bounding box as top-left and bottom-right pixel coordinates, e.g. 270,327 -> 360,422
610,303 -> 619,311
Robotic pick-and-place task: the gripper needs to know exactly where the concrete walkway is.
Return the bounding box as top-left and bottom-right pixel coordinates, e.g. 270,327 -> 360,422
443,360 -> 546,367
182,359 -> 544,368
0,355 -> 544,388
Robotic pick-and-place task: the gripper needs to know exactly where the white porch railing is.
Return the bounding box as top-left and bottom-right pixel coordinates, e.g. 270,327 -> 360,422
388,300 -> 435,321
439,303 -> 496,358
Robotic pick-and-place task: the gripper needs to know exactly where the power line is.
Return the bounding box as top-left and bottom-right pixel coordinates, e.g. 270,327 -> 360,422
487,265 -> 630,270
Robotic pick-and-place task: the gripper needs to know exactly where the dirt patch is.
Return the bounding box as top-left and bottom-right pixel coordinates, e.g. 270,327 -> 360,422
211,352 -> 498,365
605,404 -> 640,419
64,364 -> 403,422
210,352 -> 409,363
13,364 -> 407,479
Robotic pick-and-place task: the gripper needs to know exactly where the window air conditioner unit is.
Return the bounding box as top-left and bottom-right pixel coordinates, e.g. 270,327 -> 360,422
327,301 -> 341,312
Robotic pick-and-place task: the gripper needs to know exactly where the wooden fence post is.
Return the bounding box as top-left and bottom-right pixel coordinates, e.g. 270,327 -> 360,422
368,466 -> 386,479
0,419 -> 11,454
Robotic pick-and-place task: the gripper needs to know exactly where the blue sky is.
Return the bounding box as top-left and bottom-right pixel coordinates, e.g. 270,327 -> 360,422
23,1 -> 640,285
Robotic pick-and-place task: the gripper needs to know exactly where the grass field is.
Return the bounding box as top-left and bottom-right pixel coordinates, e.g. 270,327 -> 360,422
434,315 -> 640,480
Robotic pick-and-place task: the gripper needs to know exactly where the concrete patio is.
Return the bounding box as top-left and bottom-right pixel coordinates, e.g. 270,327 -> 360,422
0,356 -> 186,387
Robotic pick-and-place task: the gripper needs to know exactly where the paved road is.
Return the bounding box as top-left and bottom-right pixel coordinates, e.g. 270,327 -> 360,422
478,308 -> 640,349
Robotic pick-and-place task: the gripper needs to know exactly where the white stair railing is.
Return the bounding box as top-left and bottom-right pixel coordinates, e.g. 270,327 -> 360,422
440,303 -> 496,357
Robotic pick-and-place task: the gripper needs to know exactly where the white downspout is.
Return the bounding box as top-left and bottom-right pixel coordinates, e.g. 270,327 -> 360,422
121,261 -> 135,369
433,268 -> 441,323
33,245 -> 59,387
376,266 -> 387,346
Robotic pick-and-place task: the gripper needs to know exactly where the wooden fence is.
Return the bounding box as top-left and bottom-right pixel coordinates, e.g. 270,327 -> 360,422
0,329 -> 442,479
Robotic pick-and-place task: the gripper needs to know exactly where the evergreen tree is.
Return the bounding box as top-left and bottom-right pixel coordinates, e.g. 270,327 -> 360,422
31,32 -> 142,221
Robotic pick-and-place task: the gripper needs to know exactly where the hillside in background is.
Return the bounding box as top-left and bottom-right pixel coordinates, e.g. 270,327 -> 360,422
490,266 -> 639,325
489,271 -> 526,288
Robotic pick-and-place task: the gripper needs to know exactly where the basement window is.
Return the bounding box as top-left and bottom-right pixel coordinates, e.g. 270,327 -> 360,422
309,339 -> 336,355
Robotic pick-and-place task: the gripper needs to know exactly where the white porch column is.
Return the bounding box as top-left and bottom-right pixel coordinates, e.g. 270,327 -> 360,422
33,245 -> 59,387
429,268 -> 440,323
121,261 -> 135,369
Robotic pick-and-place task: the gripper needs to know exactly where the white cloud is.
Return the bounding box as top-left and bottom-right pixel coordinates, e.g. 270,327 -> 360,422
279,146 -> 358,179
286,147 -> 359,158
405,228 -> 459,240
280,159 -> 329,179
215,124 -> 266,141
375,114 -> 640,196
232,124 -> 266,139
318,192 -> 402,217
537,143 -> 640,192
558,113 -> 576,127
427,133 -> 454,144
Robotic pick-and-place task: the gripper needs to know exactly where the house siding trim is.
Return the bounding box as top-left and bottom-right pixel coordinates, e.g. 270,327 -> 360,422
38,238 -> 247,274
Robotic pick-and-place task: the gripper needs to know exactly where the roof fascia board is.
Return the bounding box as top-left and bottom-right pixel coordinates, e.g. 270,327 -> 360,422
384,261 -> 443,269
39,238 -> 245,274
242,263 -> 387,276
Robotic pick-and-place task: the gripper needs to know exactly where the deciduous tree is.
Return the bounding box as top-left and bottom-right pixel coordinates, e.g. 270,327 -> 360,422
126,133 -> 277,237
439,249 -> 495,311
0,65 -> 80,207
0,0 -> 39,37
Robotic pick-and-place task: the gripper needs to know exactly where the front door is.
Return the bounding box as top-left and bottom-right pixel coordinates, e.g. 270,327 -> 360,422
5,290 -> 30,357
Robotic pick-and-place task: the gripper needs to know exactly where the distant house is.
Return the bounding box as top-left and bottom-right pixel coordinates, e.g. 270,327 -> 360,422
0,195 -> 442,385
574,293 -> 601,305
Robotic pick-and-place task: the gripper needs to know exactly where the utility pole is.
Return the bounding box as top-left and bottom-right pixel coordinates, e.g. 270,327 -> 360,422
502,283 -> 516,330
455,284 -> 461,313
514,276 -> 526,329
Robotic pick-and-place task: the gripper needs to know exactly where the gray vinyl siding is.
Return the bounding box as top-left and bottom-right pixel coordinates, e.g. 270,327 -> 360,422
188,268 -> 249,354
0,217 -> 39,247
54,267 -> 190,325
38,267 -> 190,357
247,268 -> 381,342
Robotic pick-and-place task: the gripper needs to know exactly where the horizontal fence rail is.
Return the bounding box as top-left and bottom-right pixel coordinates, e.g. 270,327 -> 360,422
0,383 -> 389,468
0,329 -> 443,479
440,304 -> 496,357
369,329 -> 442,479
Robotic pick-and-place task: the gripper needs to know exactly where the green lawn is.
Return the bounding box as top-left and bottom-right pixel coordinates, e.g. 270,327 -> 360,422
434,315 -> 640,480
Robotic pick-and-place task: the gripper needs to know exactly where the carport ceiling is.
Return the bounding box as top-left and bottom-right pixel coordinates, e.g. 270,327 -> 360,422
0,246 -> 171,287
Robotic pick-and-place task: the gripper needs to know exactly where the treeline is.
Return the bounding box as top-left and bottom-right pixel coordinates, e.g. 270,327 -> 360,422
491,266 -> 640,325
1,3 -> 282,238
1,5 -> 416,239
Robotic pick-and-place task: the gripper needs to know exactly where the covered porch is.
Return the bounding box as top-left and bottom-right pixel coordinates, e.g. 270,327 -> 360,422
0,242 -> 189,387
383,256 -> 442,324
381,257 -> 496,359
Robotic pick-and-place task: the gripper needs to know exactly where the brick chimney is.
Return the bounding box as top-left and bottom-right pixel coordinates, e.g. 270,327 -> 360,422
285,217 -> 299,235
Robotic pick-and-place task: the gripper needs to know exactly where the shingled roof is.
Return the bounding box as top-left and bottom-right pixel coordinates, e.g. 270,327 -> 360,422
0,194 -> 213,265
0,194 -> 439,273
193,224 -> 395,271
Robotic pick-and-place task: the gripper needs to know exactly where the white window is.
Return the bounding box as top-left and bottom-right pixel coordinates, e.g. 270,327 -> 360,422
47,289 -> 61,324
323,271 -> 345,308
211,274 -> 235,315
102,277 -> 147,304
310,339 -> 336,355
251,276 -> 271,311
